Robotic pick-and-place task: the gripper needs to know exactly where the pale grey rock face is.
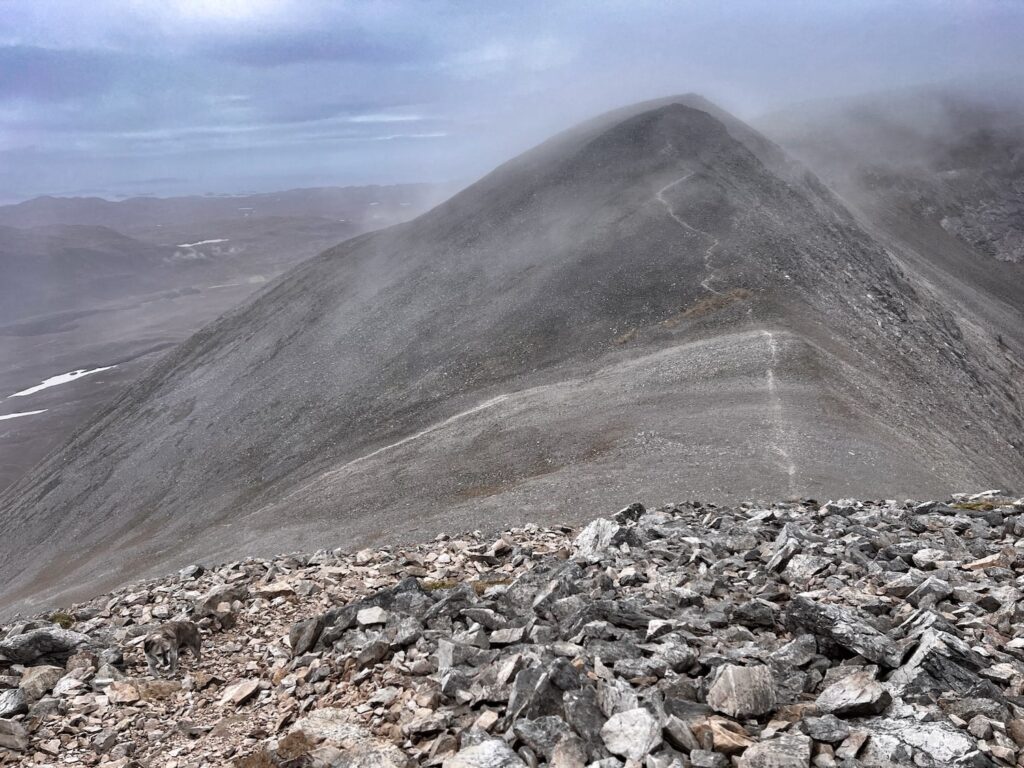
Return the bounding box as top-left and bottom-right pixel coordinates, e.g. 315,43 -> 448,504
0,688 -> 26,718
572,519 -> 622,565
16,664 -> 62,704
0,718 -> 29,752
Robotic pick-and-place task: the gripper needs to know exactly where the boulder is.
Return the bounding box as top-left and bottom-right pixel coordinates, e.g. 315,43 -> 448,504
0,718 -> 29,752
816,670 -> 892,717
707,664 -> 778,719
443,739 -> 526,768
18,664 -> 63,703
782,596 -> 903,668
738,733 -> 812,767
600,707 -> 662,761
0,626 -> 91,663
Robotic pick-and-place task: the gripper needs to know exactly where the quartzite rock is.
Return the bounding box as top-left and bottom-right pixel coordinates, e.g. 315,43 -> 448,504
443,739 -> 526,768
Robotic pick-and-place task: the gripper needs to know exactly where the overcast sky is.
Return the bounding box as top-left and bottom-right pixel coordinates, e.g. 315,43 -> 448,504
1,0 -> 1023,202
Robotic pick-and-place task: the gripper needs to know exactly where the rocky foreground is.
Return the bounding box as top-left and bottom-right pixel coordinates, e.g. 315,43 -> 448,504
3,493 -> 1024,768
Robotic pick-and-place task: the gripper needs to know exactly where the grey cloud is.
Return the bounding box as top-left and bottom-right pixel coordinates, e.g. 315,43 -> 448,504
0,46 -> 118,101
205,27 -> 433,68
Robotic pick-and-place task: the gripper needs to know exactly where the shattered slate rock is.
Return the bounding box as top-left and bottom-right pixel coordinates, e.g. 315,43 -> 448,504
0,688 -> 26,717
17,664 -> 63,703
782,596 -> 904,668
1,492 -> 1023,767
219,678 -> 260,707
292,708 -> 413,767
801,714 -> 850,743
572,519 -> 622,564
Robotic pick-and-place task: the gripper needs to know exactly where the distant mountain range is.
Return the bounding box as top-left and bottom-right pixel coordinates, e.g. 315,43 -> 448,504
0,94 -> 1020,613
0,183 -> 449,498
0,184 -> 452,233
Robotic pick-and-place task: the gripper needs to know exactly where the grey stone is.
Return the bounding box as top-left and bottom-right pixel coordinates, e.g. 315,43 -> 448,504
573,519 -> 622,564
17,664 -> 63,703
816,670 -> 892,717
690,750 -> 729,768
600,708 -> 662,761
289,615 -> 325,657
801,714 -> 850,744
0,718 -> 29,752
513,716 -> 572,759
0,688 -> 26,718
706,664 -> 778,719
443,739 -> 527,768
0,626 -> 91,663
738,733 -> 812,767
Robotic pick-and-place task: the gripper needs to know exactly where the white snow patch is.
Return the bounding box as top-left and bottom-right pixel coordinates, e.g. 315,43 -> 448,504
177,238 -> 229,248
9,366 -> 116,398
0,409 -> 47,421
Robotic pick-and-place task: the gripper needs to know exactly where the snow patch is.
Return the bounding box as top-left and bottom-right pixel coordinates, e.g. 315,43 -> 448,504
0,409 -> 47,421
9,366 -> 117,398
177,238 -> 229,248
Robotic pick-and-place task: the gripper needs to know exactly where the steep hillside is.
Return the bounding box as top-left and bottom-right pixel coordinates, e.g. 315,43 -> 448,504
758,89 -> 1024,451
1,96 -> 1021,614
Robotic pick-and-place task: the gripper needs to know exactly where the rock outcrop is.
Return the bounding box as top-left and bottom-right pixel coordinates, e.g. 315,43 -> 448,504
2,492 -> 1024,767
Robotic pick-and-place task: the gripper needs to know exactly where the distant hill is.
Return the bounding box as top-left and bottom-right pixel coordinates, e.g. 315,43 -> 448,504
0,95 -> 1020,612
0,224 -> 180,323
0,184 -> 453,234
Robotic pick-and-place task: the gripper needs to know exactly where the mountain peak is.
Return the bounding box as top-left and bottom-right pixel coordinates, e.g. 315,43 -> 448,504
0,97 -> 1020,614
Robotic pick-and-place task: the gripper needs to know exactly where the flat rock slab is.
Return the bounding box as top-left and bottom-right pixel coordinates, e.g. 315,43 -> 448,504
218,679 -> 260,707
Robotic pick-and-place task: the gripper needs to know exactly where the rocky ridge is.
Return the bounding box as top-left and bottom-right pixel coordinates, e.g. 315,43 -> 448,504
3,491 -> 1024,767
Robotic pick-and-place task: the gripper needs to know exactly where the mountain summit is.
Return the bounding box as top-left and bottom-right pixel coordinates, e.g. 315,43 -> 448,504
1,96 -> 1020,612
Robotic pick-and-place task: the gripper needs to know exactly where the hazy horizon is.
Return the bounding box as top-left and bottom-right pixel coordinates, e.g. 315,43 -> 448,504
3,0 -> 1024,203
